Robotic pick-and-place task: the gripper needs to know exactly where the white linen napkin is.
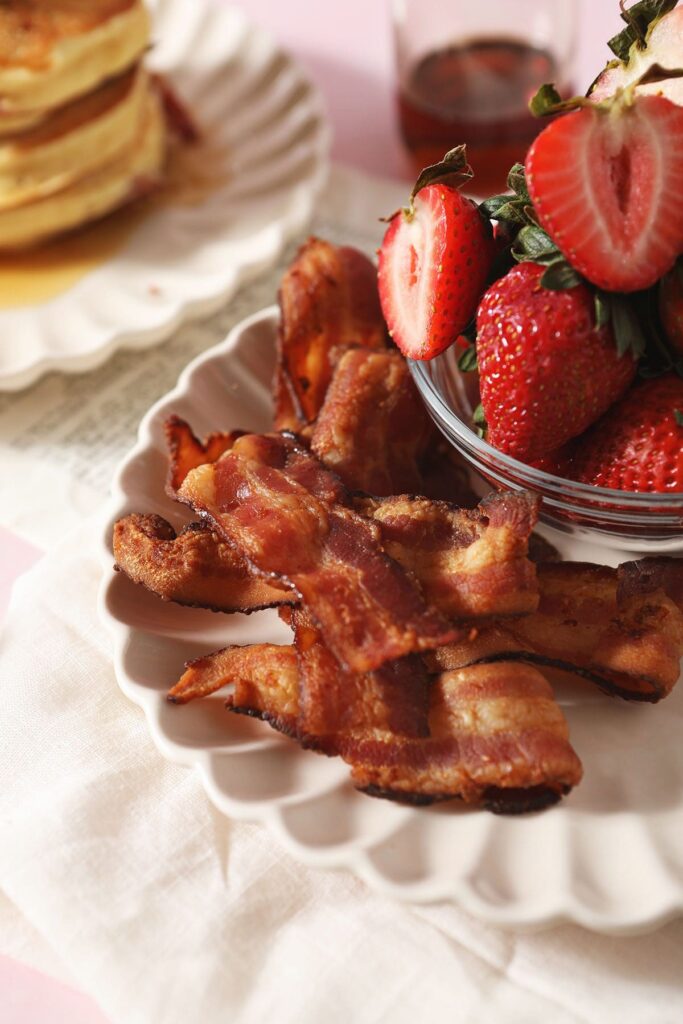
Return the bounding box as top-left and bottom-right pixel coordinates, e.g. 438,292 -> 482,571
2,523 -> 683,1024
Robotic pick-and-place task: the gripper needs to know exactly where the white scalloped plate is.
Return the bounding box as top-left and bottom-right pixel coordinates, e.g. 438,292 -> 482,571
98,308 -> 683,934
0,0 -> 329,391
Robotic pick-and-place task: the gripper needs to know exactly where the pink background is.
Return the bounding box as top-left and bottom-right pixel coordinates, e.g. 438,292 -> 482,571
0,1 -> 627,1019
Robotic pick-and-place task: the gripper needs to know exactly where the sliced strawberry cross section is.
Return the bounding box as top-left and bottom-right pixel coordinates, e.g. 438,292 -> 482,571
526,95 -> 683,293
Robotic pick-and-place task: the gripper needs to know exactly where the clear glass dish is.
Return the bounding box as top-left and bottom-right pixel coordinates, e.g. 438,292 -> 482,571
409,346 -> 683,558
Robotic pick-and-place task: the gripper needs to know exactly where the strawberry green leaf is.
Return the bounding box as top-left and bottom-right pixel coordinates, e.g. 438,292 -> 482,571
458,345 -> 478,372
539,260 -> 583,291
507,163 -> 530,200
472,403 -> 487,438
528,84 -> 591,118
594,291 -> 611,328
410,146 -> 474,202
675,409 -> 683,426
511,225 -> 559,264
631,285 -> 676,378
609,294 -> 648,359
608,0 -> 678,61
529,83 -> 566,116
461,319 -> 477,344
480,164 -> 537,233
480,196 -> 527,225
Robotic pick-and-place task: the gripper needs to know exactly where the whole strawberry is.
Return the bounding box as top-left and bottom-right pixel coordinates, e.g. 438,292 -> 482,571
567,374 -> 683,493
476,262 -> 637,461
660,262 -> 683,357
378,146 -> 495,360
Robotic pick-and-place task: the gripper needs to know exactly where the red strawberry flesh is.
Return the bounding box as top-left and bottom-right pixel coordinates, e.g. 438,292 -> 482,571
378,183 -> 494,360
525,96 -> 683,293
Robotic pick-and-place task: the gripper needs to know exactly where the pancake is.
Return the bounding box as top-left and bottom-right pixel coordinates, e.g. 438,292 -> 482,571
0,83 -> 166,249
0,64 -> 150,211
0,1 -> 149,134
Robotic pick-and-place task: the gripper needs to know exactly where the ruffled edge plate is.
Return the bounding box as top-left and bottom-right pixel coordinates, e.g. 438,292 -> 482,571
98,306 -> 683,935
0,0 -> 329,391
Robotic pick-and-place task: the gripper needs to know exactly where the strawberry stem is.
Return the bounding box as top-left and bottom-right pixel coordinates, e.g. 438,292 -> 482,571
409,145 -> 474,204
608,0 -> 678,61
529,84 -> 593,118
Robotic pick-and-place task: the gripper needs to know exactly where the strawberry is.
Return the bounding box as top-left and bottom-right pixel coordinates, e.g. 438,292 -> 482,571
525,94 -> 683,293
567,374 -> 683,492
590,2 -> 683,108
378,147 -> 495,360
660,261 -> 683,357
476,262 -> 637,461
527,441 -> 577,478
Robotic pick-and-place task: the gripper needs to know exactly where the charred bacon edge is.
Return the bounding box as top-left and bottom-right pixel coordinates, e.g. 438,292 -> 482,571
460,652 -> 666,703
359,782 -> 565,814
113,513 -> 292,615
226,706 -> 569,815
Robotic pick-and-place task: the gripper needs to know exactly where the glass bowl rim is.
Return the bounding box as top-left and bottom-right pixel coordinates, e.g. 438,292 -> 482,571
409,355 -> 683,511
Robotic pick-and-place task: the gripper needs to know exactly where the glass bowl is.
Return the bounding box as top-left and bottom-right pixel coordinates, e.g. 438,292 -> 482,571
409,346 -> 683,560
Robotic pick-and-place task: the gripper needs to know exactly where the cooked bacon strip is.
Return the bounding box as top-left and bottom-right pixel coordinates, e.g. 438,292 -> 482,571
429,561 -> 683,702
178,432 -> 457,672
272,362 -> 308,434
168,644 -> 581,811
311,349 -> 433,496
115,490 -> 539,621
527,532 -> 562,564
291,608 -> 430,744
347,662 -> 582,810
617,556 -> 683,607
165,416 -> 240,495
168,644 -> 300,737
113,513 -> 290,613
416,439 -> 479,507
358,490 -> 540,620
276,238 -> 388,428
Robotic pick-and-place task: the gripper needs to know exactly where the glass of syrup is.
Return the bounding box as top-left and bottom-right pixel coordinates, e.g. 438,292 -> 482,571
393,0 -> 578,195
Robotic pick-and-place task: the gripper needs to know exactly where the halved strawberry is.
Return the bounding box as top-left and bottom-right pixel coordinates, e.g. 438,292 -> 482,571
525,94 -> 683,293
591,2 -> 683,108
378,148 -> 495,360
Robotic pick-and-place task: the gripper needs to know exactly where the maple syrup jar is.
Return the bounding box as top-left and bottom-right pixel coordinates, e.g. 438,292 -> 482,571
392,0 -> 578,195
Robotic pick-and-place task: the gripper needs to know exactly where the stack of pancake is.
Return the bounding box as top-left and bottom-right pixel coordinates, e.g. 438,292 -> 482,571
0,0 -> 167,249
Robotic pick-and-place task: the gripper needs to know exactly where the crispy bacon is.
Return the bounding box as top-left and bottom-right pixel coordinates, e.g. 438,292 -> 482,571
291,608 -> 431,744
113,513 -> 289,613
415,438 -> 479,507
347,662 -> 582,810
168,644 -> 300,738
617,556 -> 683,607
114,490 -> 539,621
165,416 -> 240,495
311,349 -> 433,496
168,644 -> 581,811
359,490 -> 540,620
178,433 -> 457,672
429,561 -> 683,702
275,238 -> 388,428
